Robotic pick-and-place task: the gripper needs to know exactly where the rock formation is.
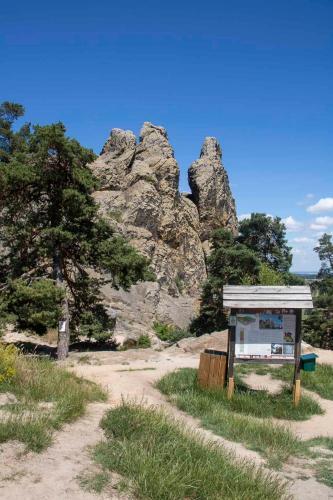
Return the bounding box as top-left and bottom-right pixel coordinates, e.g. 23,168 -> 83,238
91,122 -> 237,341
188,137 -> 238,246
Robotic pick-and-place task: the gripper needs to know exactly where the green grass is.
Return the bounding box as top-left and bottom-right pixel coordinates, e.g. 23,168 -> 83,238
136,334 -> 152,348
236,363 -> 333,400
0,355 -> 107,451
80,471 -> 110,493
307,436 -> 333,452
315,460 -> 333,488
92,401 -> 287,499
156,368 -> 323,467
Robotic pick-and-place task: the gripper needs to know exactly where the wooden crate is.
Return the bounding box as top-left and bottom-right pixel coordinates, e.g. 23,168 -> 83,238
198,349 -> 228,389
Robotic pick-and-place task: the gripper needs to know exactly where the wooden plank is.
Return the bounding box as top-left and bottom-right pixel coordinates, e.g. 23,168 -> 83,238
198,353 -> 211,388
223,300 -> 313,308
227,377 -> 235,399
293,309 -> 302,406
227,308 -> 236,398
224,293 -> 312,301
208,356 -> 222,387
293,380 -> 301,406
223,285 -> 311,293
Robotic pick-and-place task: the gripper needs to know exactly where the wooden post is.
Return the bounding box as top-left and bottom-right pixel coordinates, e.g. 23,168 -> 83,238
293,309 -> 302,406
227,308 -> 236,399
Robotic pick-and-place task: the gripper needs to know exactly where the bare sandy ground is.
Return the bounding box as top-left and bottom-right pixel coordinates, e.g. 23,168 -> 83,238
1,345 -> 333,499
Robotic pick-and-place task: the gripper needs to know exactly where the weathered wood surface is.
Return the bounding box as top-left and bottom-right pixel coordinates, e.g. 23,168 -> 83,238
223,285 -> 313,309
224,286 -> 311,293
198,353 -> 211,388
198,352 -> 227,389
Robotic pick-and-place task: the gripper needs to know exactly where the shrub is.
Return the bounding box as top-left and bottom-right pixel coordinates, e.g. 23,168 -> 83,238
6,278 -> 64,334
0,343 -> 18,383
153,321 -> 192,343
136,334 -> 151,348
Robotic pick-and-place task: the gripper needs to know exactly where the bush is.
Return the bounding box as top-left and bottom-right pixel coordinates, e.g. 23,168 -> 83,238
136,334 -> 151,348
6,279 -> 64,334
153,321 -> 192,343
0,343 -> 18,383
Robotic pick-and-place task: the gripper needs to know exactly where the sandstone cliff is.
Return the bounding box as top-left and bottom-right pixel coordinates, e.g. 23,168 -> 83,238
91,122 -> 237,340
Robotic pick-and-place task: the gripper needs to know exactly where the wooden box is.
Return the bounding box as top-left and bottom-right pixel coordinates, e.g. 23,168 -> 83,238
198,349 -> 228,389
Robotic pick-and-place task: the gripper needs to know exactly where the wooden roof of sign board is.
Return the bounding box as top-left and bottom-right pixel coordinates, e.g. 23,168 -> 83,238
223,285 -> 313,309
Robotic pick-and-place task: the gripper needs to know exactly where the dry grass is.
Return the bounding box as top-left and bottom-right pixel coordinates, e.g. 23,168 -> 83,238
0,353 -> 106,451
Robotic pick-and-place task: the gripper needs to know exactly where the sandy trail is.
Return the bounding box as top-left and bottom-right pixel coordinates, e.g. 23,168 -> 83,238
1,347 -> 333,499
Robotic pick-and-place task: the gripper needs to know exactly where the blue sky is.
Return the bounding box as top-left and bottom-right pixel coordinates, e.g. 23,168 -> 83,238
1,0 -> 332,271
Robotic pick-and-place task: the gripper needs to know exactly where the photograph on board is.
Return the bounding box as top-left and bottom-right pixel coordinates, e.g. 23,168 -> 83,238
271,343 -> 283,354
259,313 -> 283,330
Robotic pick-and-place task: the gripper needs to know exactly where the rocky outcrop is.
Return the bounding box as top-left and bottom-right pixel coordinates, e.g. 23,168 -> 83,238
188,137 -> 237,246
91,122 -> 237,340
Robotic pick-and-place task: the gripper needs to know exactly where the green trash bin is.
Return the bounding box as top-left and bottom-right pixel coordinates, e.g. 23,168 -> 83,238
300,353 -> 318,372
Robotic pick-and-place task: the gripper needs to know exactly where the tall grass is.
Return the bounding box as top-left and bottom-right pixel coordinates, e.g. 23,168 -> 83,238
0,354 -> 106,451
236,363 -> 333,400
93,401 -> 287,499
157,368 -> 318,467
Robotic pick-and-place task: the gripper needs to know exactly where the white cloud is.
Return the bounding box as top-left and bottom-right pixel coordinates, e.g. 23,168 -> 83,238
314,216 -> 333,227
310,223 -> 327,231
293,237 -> 314,243
306,193 -> 314,199
282,216 -> 303,231
238,213 -> 251,221
307,197 -> 333,213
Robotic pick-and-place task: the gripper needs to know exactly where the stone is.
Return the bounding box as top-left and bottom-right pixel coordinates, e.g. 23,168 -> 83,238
171,330 -> 229,354
91,123 -> 237,342
189,137 -> 238,245
0,392 -> 18,406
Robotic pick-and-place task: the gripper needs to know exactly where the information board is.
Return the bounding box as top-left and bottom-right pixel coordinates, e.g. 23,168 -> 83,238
235,310 -> 296,359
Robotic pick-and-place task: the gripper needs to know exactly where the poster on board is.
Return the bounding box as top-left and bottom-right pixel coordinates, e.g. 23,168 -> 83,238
235,310 -> 296,359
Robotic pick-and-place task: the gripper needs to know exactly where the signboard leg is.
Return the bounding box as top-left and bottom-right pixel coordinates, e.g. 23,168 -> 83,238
293,310 -> 302,406
227,309 -> 236,399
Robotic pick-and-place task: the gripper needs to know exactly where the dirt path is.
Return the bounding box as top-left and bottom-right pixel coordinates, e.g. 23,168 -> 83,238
1,347 -> 333,499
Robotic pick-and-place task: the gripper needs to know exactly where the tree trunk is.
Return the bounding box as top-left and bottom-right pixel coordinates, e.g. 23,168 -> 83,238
53,249 -> 70,360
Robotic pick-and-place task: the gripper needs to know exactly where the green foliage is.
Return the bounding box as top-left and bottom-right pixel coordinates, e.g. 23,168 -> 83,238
303,307 -> 333,350
0,343 -> 18,383
0,102 -> 26,163
0,102 -> 154,350
0,355 -> 106,451
191,229 -> 261,334
153,321 -> 192,343
315,233 -> 333,275
302,234 -> 333,349
258,262 -> 285,285
5,279 -> 64,334
136,334 -> 152,348
93,401 -> 287,499
175,274 -> 184,294
238,213 -> 292,273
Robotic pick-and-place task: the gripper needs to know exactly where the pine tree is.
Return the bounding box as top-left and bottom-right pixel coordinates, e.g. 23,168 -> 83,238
237,213 -> 292,273
0,103 -> 153,359
191,229 -> 261,334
